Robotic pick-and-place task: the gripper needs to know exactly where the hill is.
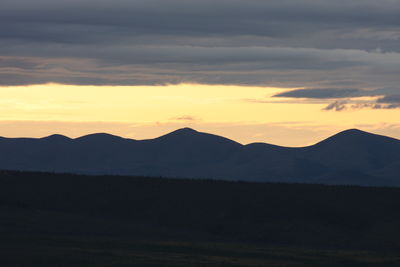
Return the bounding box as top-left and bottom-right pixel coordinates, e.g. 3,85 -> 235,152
2,170 -> 400,266
0,128 -> 399,186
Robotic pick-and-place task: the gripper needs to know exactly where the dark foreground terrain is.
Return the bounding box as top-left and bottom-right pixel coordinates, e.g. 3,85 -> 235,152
2,170 -> 400,266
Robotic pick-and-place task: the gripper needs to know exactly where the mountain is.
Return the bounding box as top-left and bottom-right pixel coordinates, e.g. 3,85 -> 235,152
0,128 -> 399,186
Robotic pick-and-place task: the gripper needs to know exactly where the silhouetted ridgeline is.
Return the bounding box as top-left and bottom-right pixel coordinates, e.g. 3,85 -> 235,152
2,170 -> 400,252
0,128 -> 400,187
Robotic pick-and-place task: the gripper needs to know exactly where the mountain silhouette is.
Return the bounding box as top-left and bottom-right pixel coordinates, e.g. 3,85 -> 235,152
306,129 -> 400,180
0,128 -> 399,186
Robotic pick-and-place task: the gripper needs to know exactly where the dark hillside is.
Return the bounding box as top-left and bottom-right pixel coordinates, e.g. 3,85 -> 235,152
0,128 -> 400,186
2,170 -> 400,251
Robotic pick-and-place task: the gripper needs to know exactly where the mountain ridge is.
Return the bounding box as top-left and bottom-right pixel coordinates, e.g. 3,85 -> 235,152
0,127 -> 399,186
4,127 -> 399,147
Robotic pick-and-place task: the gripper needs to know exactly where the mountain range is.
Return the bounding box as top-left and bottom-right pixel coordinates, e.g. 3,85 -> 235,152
1,128 -> 399,186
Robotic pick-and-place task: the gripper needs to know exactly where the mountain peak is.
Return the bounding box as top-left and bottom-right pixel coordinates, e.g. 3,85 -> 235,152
314,128 -> 398,148
42,134 -> 71,141
156,127 -> 199,139
75,133 -> 129,142
172,127 -> 198,134
325,128 -> 371,140
154,127 -> 241,147
330,128 -> 390,140
337,128 -> 368,135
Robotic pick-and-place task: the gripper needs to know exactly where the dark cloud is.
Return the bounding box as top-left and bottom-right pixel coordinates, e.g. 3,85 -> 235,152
274,88 -> 400,111
1,0 -> 399,40
373,95 -> 400,109
274,88 -> 361,99
323,94 -> 400,111
0,0 -> 399,91
377,95 -> 400,104
323,101 -> 347,111
351,103 -> 400,110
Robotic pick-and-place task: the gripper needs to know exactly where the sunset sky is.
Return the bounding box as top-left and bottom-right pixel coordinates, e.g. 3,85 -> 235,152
1,0 -> 399,146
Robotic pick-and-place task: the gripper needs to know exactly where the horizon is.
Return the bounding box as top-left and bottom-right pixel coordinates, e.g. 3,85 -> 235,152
0,126 -> 398,148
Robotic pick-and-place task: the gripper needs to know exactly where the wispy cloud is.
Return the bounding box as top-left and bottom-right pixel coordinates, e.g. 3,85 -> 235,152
323,101 -> 347,111
267,87 -> 400,111
273,88 -> 361,99
170,115 -> 199,122
323,95 -> 400,111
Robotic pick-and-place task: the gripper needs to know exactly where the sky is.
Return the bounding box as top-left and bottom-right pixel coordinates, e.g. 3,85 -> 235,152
1,0 -> 400,146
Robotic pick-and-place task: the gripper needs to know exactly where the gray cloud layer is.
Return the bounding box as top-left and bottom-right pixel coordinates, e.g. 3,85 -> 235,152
0,0 -> 399,103
273,87 -> 400,110
273,88 -> 362,99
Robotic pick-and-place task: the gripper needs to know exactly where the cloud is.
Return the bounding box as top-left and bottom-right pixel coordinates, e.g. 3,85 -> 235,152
1,1 -> 399,43
323,94 -> 400,111
323,101 -> 347,111
271,87 -> 400,111
373,95 -> 400,109
171,115 -> 198,122
0,48 -> 400,89
377,95 -> 400,104
274,88 -> 361,99
0,0 -> 399,91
